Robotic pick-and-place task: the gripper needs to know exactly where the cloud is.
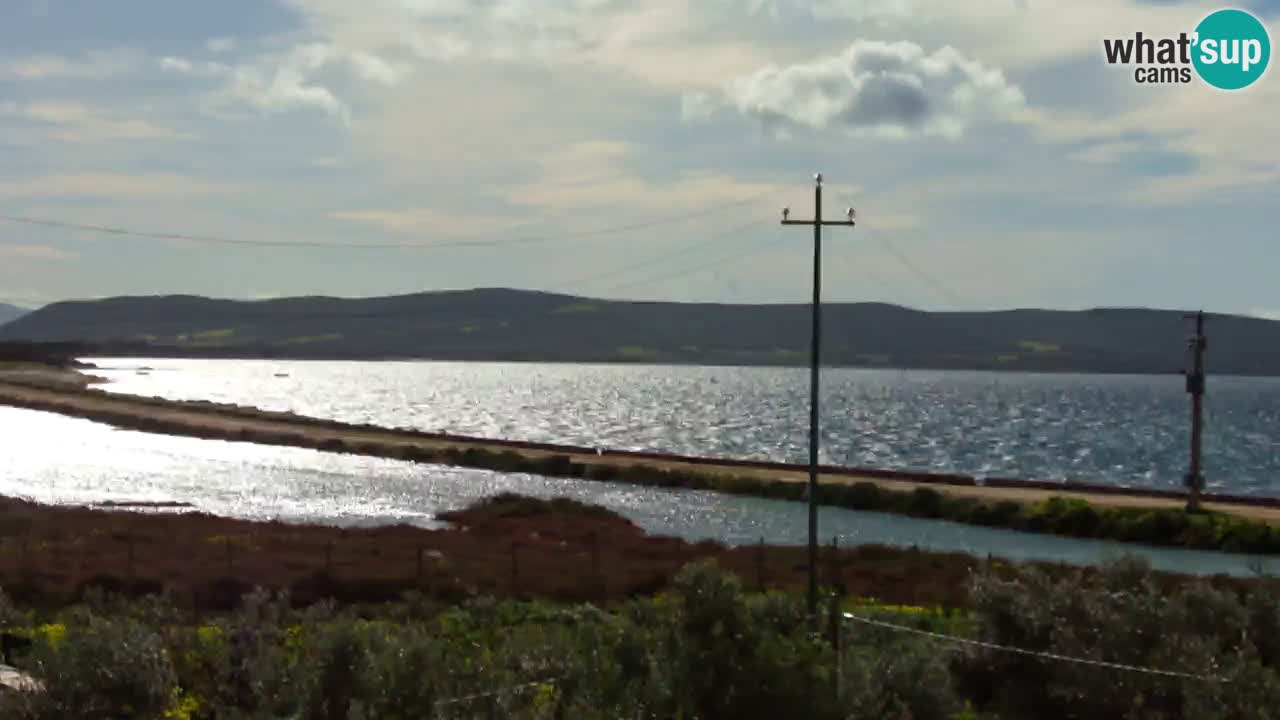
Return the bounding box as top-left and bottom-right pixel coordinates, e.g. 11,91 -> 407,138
694,40 -> 1026,139
0,244 -> 78,263
0,173 -> 225,199
2,102 -> 193,144
347,51 -> 408,85
506,140 -> 807,215
223,63 -> 351,123
160,42 -> 411,123
329,208 -> 521,237
1250,308 -> 1280,321
0,49 -> 140,80
206,37 -> 238,53
159,56 -> 195,73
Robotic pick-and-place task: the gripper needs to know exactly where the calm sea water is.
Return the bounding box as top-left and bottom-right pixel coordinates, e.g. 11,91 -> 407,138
0,406 -> 1271,576
89,358 -> 1280,497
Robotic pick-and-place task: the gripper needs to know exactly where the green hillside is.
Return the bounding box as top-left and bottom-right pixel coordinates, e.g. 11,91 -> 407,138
0,288 -> 1273,375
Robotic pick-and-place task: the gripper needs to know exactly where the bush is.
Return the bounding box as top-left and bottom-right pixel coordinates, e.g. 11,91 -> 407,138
1,562 -> 1276,719
10,611 -> 177,719
959,557 -> 1280,720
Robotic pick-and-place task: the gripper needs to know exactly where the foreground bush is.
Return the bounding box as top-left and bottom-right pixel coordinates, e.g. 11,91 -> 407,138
960,557 -> 1280,720
1,558 -> 1277,718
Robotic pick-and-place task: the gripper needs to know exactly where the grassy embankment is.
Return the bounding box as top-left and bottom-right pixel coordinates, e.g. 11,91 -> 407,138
0,496 -> 1278,719
0,371 -> 1277,555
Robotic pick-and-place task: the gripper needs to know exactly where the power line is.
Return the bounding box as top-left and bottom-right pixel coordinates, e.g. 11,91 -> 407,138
0,189 -> 775,251
604,231 -> 786,294
559,217 -> 766,289
857,219 -> 970,307
842,612 -> 1227,682
826,230 -> 891,297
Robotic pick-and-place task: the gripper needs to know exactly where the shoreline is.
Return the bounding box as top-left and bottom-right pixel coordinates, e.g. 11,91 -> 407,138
0,369 -> 1277,555
81,349 -> 1206,377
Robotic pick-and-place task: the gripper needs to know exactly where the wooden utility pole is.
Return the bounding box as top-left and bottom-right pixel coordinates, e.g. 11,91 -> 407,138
1184,311 -> 1207,512
781,173 -> 856,623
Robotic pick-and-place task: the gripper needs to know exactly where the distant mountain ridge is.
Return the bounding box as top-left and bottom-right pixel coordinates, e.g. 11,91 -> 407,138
0,303 -> 28,327
2,288 -> 1277,375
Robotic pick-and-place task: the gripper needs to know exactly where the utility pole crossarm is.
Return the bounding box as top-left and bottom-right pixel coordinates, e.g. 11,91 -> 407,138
779,172 -> 857,627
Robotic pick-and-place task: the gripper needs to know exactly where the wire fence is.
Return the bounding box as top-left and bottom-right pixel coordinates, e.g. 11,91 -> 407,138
433,676 -> 563,709
841,611 -> 1229,683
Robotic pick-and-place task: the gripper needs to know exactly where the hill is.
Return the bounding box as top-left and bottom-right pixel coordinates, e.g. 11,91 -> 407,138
1,288 -> 1276,374
0,303 -> 28,327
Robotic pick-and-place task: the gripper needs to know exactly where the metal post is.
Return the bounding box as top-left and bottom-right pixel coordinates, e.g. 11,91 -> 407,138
1185,311 -> 1207,512
782,174 -> 856,624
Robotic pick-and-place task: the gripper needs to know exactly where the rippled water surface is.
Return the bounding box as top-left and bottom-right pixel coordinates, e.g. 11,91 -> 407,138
0,406 -> 1272,577
90,358 -> 1280,496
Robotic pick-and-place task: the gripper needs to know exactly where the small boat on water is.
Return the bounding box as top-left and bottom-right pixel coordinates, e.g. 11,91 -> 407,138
274,372 -> 290,378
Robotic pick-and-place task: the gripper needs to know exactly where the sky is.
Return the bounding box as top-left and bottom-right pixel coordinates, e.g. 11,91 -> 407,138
0,0 -> 1277,316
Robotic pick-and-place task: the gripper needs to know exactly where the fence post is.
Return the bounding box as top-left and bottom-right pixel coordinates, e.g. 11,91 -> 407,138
416,546 -> 424,586
127,536 -> 136,585
20,535 -> 29,582
830,589 -> 843,701
830,535 -> 842,595
511,541 -> 519,597
756,536 -> 766,591
224,537 -> 234,576
325,541 -> 334,575
590,532 -> 601,601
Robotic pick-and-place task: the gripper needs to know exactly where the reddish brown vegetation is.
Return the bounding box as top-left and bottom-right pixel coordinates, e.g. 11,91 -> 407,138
0,493 -> 996,612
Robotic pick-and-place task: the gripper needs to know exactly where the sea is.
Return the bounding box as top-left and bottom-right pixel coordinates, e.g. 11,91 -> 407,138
89,358 -> 1280,497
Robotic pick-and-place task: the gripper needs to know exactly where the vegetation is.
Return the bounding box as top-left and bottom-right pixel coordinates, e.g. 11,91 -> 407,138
6,288 -> 1280,374
0,342 -> 90,368
0,556 -> 1277,719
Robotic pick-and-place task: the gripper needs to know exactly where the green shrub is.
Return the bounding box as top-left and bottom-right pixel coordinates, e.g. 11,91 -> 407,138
907,488 -> 946,518
13,611 -> 177,719
960,558 -> 1280,720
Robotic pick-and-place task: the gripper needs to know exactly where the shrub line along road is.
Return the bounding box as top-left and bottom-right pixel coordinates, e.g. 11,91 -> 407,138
0,368 -> 1276,528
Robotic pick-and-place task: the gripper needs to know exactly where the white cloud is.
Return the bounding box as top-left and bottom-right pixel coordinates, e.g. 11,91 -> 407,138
330,208 -> 523,237
160,41 -> 413,122
0,244 -> 77,263
206,37 -> 238,53
159,56 -> 194,73
697,40 -> 1025,139
0,49 -> 141,80
0,173 -> 225,199
347,51 -> 408,85
1252,308 -> 1280,321
223,63 -> 351,123
5,102 -> 192,144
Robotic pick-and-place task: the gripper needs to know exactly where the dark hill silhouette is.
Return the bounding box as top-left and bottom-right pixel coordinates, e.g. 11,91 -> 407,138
2,288 -> 1277,375
0,303 -> 28,328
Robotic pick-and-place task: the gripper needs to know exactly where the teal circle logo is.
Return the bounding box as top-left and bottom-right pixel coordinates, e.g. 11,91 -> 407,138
1192,8 -> 1271,90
